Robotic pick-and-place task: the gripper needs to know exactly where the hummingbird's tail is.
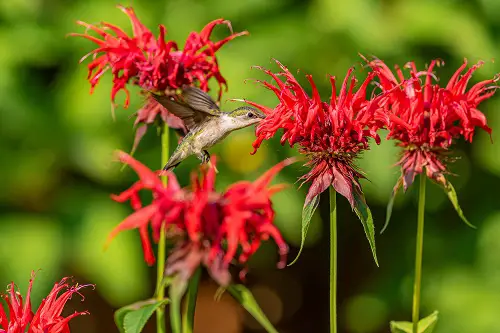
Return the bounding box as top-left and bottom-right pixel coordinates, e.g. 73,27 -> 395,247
163,161 -> 181,170
163,147 -> 185,170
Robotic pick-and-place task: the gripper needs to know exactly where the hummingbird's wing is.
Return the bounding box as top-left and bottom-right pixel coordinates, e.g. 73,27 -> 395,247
152,87 -> 221,131
181,87 -> 221,113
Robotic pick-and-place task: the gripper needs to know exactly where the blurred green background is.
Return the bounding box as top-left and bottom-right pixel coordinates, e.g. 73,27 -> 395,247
1,0 -> 499,332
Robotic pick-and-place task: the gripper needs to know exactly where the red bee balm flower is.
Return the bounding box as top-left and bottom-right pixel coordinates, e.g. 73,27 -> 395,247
0,273 -> 92,333
245,60 -> 385,263
71,5 -> 247,148
107,151 -> 292,286
367,58 -> 498,227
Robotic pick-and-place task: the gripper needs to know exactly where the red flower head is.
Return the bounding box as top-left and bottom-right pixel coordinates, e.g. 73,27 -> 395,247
107,151 -> 182,266
366,57 -> 498,229
108,151 -> 292,286
0,272 -> 92,333
71,5 -> 247,148
367,58 -> 498,189
244,60 -> 385,263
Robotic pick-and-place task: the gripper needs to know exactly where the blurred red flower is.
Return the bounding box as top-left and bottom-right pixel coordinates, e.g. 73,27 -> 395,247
72,5 -> 247,148
0,273 -> 92,333
367,58 -> 498,190
245,59 -> 384,219
108,151 -> 291,286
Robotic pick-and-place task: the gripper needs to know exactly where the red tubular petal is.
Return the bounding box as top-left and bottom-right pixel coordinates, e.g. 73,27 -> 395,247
21,275 -> 34,326
337,67 -> 355,109
117,151 -> 162,188
446,59 -> 469,91
101,22 -> 129,38
241,99 -> 274,115
204,156 -> 218,191
199,19 -> 227,41
75,20 -> 109,37
304,167 -> 332,206
423,60 -> 437,103
70,33 -> 108,47
329,75 -> 338,108
132,124 -> 148,155
222,216 -> 244,265
331,164 -> 355,207
105,204 -> 157,248
267,184 -> 289,196
205,31 -> 249,53
252,157 -> 296,191
139,225 -> 156,265
117,5 -> 151,38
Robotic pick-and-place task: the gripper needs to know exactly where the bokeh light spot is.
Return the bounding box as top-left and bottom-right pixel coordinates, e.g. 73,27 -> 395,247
244,285 -> 283,328
221,131 -> 267,174
345,294 -> 388,333
194,282 -> 242,333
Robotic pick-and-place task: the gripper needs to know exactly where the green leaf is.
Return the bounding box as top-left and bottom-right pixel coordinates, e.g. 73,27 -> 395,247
114,299 -> 169,333
288,194 -> 320,266
182,268 -> 202,333
353,190 -> 379,266
169,275 -> 188,333
381,181 -> 401,234
390,311 -> 438,333
124,300 -> 170,333
114,307 -> 130,333
228,284 -> 279,333
441,181 -> 476,229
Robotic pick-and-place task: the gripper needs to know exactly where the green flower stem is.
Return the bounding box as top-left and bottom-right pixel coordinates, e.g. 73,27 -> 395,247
412,175 -> 426,333
182,268 -> 202,333
329,187 -> 337,333
156,124 -> 170,333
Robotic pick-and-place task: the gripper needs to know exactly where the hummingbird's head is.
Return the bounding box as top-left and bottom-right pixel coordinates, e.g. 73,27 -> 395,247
228,106 -> 266,128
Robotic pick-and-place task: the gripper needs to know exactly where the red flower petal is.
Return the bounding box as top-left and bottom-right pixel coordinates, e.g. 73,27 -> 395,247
106,204 -> 158,249
117,151 -> 162,189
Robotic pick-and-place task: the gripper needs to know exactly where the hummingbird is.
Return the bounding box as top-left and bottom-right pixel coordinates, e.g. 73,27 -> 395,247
152,86 -> 266,170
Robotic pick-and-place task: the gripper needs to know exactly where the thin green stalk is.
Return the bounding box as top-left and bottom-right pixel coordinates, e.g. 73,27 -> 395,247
182,268 -> 202,333
412,175 -> 426,333
156,124 -> 170,333
329,187 -> 337,333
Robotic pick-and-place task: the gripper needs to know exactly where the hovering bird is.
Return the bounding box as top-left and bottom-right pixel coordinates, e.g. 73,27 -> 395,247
152,87 -> 266,170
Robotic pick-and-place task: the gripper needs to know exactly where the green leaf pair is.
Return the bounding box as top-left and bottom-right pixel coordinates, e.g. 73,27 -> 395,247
114,299 -> 170,333
115,276 -> 279,333
291,186 -> 379,266
384,177 -> 475,233
390,311 -> 439,333
114,270 -> 198,333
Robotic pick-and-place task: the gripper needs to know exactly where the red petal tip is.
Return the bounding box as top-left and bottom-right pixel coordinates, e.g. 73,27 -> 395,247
115,150 -> 130,162
282,156 -> 298,167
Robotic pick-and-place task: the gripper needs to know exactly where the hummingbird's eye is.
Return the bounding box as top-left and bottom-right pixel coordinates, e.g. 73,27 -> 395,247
247,112 -> 254,118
